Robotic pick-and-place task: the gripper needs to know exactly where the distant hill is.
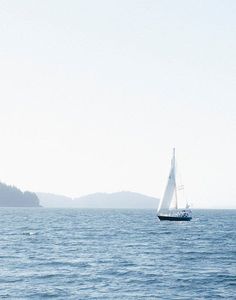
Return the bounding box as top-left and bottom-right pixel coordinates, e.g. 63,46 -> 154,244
0,182 -> 40,207
37,191 -> 159,209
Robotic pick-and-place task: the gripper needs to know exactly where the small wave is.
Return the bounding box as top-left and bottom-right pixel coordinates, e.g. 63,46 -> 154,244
22,231 -> 38,236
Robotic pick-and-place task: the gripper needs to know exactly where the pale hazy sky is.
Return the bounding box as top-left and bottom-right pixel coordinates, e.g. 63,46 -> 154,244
0,0 -> 235,208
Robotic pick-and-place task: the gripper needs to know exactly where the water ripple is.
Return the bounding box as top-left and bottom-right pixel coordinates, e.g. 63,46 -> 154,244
0,208 -> 235,299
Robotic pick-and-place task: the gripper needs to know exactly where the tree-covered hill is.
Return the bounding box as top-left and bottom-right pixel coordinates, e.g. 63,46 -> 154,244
0,182 -> 40,207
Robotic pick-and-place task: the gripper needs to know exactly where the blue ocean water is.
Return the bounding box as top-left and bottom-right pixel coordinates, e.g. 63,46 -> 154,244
0,209 -> 235,299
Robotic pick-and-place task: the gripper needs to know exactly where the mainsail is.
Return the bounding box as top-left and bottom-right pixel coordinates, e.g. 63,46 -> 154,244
158,148 -> 177,212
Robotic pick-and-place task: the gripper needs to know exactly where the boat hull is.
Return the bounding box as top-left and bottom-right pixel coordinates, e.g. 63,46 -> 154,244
158,215 -> 192,221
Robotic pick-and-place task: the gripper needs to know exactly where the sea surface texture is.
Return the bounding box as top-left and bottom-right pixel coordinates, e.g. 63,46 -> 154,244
0,208 -> 235,299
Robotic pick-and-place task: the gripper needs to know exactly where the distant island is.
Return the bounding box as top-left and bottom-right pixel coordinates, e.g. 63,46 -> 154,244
0,181 -> 159,209
0,182 -> 40,207
37,191 -> 159,209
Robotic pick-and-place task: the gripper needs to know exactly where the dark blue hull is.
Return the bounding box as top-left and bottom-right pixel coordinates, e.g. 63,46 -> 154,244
158,215 -> 192,221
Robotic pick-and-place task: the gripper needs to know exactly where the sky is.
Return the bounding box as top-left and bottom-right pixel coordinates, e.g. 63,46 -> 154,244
0,0 -> 235,208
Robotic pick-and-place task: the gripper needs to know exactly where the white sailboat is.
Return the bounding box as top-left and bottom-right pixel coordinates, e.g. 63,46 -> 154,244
157,148 -> 192,221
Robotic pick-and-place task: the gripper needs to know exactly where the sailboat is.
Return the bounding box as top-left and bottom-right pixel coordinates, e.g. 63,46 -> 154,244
157,148 -> 192,221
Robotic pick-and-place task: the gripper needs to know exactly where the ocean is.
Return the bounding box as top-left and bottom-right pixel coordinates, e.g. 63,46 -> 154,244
0,208 -> 235,299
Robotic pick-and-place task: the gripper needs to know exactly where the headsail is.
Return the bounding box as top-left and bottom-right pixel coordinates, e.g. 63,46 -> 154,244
158,148 -> 177,212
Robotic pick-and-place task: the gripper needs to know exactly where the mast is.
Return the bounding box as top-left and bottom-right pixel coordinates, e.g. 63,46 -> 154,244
173,148 -> 178,209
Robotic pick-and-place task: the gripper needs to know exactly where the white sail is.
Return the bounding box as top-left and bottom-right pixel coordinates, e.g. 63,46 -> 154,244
158,149 -> 176,212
